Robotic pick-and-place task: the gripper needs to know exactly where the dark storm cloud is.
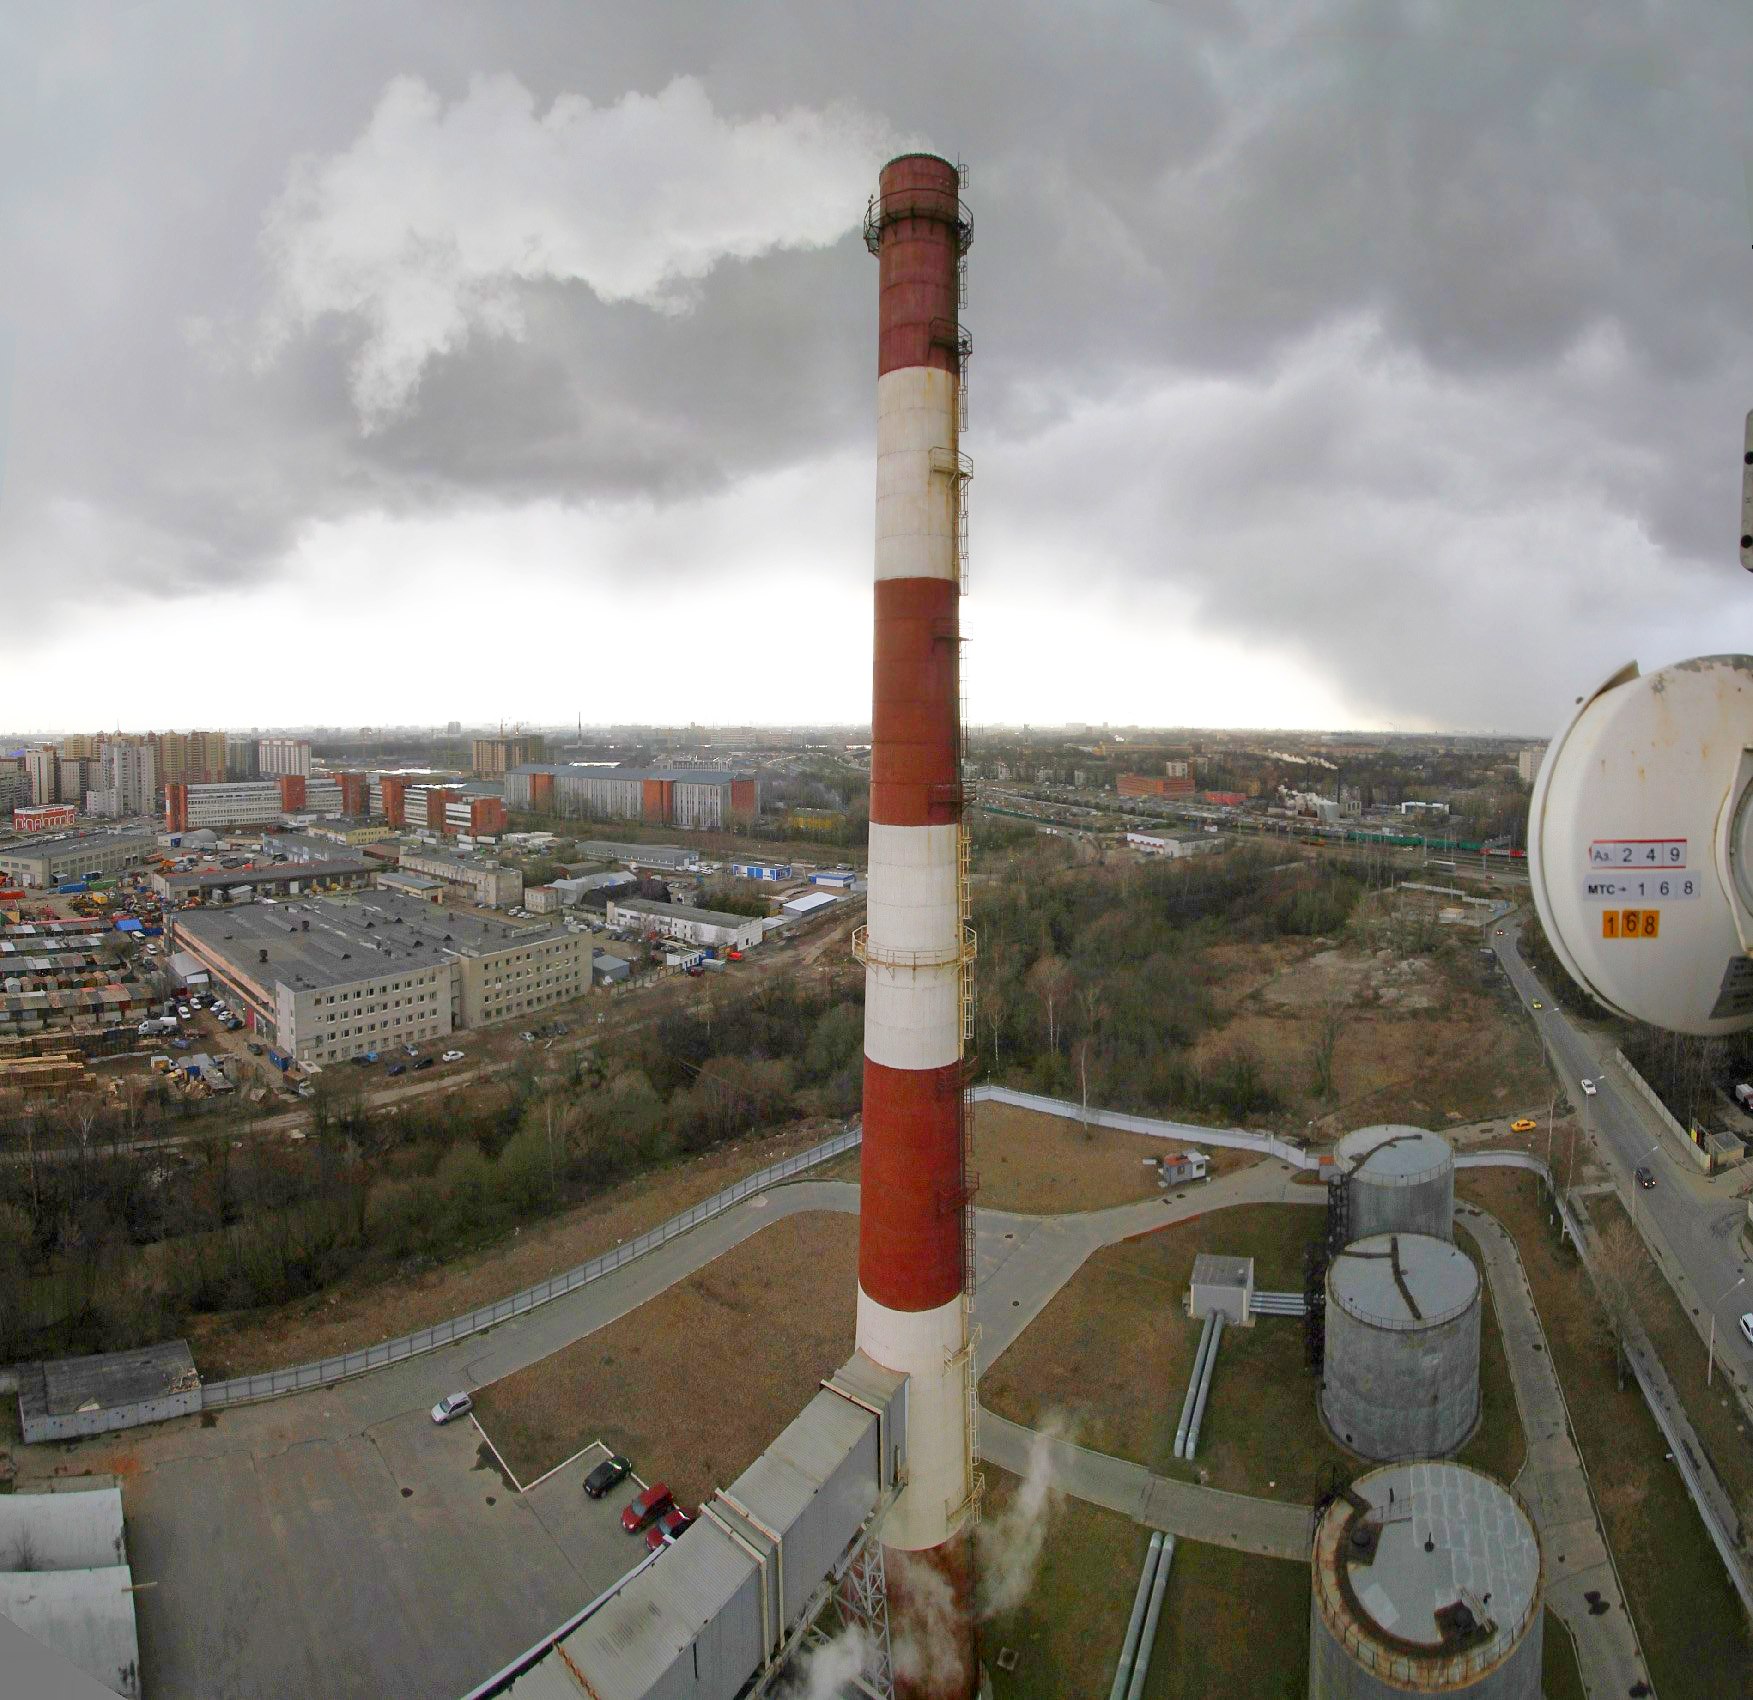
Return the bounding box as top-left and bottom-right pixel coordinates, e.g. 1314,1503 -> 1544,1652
5,0 -> 1753,730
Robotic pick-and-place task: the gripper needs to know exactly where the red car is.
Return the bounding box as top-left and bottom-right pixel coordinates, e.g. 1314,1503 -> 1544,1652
645,1505 -> 696,1551
621,1482 -> 674,1534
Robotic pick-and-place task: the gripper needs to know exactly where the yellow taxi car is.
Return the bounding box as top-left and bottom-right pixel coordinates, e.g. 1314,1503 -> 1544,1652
1510,1118 -> 1537,1133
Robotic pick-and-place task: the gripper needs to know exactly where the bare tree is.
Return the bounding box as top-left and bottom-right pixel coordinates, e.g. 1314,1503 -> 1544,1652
1591,1214 -> 1642,1391
1308,998 -> 1349,1101
1027,955 -> 1075,1054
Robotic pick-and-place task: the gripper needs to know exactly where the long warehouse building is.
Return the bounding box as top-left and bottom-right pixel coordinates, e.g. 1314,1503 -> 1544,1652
165,777 -> 347,833
504,766 -> 758,830
171,892 -> 594,1064
0,831 -> 156,889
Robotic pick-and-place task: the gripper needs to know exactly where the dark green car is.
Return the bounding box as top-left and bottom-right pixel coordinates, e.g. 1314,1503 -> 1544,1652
583,1455 -> 632,1499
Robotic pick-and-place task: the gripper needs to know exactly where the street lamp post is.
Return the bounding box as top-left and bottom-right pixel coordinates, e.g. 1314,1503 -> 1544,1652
1708,1274 -> 1748,1387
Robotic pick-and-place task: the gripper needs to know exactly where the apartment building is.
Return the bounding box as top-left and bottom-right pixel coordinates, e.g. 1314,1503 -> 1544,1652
503,765 -> 758,829
257,738 -> 313,778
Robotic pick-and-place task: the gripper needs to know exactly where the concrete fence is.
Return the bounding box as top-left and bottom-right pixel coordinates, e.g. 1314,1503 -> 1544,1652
971,1084 -> 1317,1170
1609,1048 -> 1716,1174
200,1126 -> 862,1411
15,1126 -> 862,1440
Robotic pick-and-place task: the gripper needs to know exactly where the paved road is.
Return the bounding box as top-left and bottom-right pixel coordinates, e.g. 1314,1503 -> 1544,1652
1458,1200 -> 1653,1697
1491,915 -> 1753,1414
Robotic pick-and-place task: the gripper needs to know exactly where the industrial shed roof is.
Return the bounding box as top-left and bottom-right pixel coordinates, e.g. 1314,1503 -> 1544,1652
0,1486 -> 127,1570
0,1569 -> 141,1700
27,1341 -> 198,1419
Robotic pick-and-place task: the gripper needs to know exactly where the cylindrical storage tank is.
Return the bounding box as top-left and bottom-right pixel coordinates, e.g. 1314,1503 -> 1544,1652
1335,1125 -> 1454,1243
1321,1233 -> 1480,1460
1309,1461 -> 1543,1700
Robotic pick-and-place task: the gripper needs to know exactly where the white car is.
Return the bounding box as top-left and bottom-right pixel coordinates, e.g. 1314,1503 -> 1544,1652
1740,1312 -> 1753,1347
430,1391 -> 473,1425
1581,1079 -> 1598,1096
441,1049 -> 465,1063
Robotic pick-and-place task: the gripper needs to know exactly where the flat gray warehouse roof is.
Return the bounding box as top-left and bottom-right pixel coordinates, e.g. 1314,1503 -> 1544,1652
27,1341 -> 197,1419
176,892 -> 571,992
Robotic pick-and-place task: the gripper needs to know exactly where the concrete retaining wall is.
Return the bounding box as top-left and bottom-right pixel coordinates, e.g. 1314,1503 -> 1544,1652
21,1387 -> 201,1446
1609,1049 -> 1712,1173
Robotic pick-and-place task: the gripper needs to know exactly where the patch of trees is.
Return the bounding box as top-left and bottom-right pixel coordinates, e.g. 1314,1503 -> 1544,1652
0,973 -> 866,1364
972,843 -> 1366,1122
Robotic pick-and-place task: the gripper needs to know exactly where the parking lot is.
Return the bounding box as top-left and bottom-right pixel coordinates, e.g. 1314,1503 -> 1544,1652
21,1275 -> 699,1699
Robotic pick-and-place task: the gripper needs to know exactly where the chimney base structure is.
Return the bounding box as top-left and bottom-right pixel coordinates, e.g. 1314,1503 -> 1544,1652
856,153 -> 979,1700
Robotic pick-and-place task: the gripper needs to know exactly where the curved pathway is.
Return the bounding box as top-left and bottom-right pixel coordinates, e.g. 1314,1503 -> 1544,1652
1458,1200 -> 1652,1696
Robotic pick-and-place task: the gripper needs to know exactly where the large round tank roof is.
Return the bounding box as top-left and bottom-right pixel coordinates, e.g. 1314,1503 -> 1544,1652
1336,1125 -> 1453,1184
1329,1233 -> 1478,1330
1313,1461 -> 1541,1679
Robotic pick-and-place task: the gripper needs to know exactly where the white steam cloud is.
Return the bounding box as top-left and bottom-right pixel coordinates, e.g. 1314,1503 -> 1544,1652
887,1550 -> 966,1694
977,1421 -> 1065,1620
258,74 -> 896,429
790,1627 -> 873,1700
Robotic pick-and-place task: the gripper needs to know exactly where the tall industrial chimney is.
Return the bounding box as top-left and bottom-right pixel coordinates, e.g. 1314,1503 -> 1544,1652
857,153 -> 977,1698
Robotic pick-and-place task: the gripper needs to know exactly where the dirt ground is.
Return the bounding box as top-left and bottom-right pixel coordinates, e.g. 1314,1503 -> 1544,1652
971,1101 -> 1262,1214
982,1205 -> 1524,1504
1457,1169 -> 1753,1700
1192,933 -> 1550,1136
182,1120 -> 845,1378
470,1210 -> 858,1503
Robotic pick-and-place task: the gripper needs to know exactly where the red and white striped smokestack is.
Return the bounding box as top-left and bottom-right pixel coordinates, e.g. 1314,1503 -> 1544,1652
857,153 -> 977,1699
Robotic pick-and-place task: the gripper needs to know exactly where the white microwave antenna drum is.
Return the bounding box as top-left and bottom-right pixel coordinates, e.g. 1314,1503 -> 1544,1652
1528,654 -> 1753,1035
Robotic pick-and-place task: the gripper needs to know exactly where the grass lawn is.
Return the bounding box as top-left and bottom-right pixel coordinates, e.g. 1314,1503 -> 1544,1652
1134,1540 -> 1309,1699
1452,1222 -> 1527,1487
1458,1169 -> 1753,1700
1585,1190 -> 1753,1530
1543,1609 -> 1587,1700
971,1101 -> 1262,1214
471,1211 -> 856,1503
983,1202 -> 1524,1504
979,1465 -> 1149,1699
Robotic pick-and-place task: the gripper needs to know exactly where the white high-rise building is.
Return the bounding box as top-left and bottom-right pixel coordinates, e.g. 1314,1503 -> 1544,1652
257,737 -> 312,777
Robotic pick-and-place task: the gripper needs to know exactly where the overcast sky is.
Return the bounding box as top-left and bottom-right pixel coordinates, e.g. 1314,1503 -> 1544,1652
5,1 -> 1753,738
